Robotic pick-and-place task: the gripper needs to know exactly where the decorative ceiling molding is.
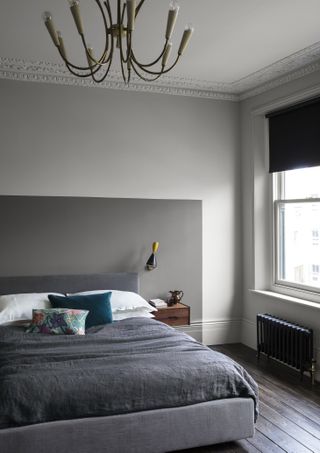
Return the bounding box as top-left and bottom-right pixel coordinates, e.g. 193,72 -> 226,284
1,40 -> 320,102
237,41 -> 320,100
0,57 -> 238,101
239,60 -> 320,101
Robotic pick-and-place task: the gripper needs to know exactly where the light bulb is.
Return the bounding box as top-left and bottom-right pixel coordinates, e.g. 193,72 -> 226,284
178,24 -> 194,56
42,10 -> 59,46
165,1 -> 179,40
69,0 -> 84,35
185,22 -> 194,32
42,11 -> 52,22
169,0 -> 180,11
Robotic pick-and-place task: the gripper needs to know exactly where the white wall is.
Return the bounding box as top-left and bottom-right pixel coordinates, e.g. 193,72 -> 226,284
0,79 -> 241,343
240,69 -> 320,378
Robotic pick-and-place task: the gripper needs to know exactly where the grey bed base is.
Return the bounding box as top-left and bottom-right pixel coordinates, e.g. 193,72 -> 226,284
0,399 -> 254,453
0,273 -> 255,452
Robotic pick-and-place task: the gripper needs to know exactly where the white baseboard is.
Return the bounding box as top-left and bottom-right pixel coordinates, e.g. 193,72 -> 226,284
241,318 -> 320,382
241,318 -> 256,350
174,323 -> 203,343
175,318 -> 242,345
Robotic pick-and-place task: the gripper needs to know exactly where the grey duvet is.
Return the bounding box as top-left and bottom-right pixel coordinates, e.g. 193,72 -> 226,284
0,318 -> 258,428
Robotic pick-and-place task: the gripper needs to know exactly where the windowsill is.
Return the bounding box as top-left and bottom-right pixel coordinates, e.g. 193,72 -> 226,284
250,289 -> 320,310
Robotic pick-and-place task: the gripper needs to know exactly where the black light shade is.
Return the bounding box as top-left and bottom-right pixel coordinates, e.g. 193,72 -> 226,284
267,97 -> 320,173
145,242 -> 159,271
146,253 -> 157,271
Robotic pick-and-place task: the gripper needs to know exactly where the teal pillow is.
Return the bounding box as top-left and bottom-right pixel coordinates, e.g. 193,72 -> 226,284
26,308 -> 88,335
48,292 -> 112,328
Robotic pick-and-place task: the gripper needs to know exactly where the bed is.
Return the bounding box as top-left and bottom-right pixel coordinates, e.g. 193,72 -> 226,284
0,273 -> 258,453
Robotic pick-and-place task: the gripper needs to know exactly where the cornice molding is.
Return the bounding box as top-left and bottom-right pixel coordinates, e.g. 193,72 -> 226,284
239,61 -> 320,101
0,57 -> 238,101
238,41 -> 320,100
1,40 -> 320,102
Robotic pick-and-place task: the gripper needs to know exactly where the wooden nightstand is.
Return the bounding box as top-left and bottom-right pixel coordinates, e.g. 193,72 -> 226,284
152,303 -> 190,327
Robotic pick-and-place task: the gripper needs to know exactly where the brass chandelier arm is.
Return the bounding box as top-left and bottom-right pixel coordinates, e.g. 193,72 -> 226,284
94,0 -> 110,61
130,41 -> 168,68
135,0 -> 146,18
56,45 -> 101,72
117,0 -> 130,65
126,33 -> 133,69
119,35 -> 131,84
129,2 -> 168,68
121,1 -> 126,26
80,34 -> 112,68
57,39 -> 110,73
57,44 -> 102,75
132,54 -> 180,75
81,0 -> 112,68
130,60 -> 164,82
87,48 -> 114,83
123,3 -> 134,65
53,0 -> 113,72
63,40 -> 114,81
84,34 -> 115,83
120,59 -> 130,85
65,61 -> 101,78
119,34 -> 130,84
102,0 -> 115,64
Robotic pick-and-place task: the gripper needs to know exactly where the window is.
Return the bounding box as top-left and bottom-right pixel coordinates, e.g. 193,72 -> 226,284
312,264 -> 320,274
312,229 -> 320,246
273,166 -> 320,293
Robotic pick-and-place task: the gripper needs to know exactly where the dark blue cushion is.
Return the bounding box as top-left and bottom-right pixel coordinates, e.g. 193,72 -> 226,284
48,293 -> 112,328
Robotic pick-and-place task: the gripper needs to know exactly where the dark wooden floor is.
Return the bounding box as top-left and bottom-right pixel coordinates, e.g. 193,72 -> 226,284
183,343 -> 320,453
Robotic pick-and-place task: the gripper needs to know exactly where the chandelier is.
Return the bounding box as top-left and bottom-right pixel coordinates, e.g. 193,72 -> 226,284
42,0 -> 194,84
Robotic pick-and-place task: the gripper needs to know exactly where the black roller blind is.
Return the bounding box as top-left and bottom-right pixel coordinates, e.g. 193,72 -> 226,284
267,97 -> 320,173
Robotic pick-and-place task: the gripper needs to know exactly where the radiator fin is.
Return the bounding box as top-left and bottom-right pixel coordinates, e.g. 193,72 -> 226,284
257,314 -> 314,381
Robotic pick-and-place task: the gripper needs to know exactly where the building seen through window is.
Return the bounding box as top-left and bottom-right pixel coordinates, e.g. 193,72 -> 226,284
274,166 -> 320,291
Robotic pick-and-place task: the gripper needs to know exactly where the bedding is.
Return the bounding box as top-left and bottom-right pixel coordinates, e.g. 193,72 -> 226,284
0,292 -> 63,325
69,289 -> 154,313
26,309 -> 89,335
0,318 -> 258,428
48,293 -> 113,328
112,311 -> 154,321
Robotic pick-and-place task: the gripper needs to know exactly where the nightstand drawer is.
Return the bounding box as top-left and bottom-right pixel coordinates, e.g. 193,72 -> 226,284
153,303 -> 190,326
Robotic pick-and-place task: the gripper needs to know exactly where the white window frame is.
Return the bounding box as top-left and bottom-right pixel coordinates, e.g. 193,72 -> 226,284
312,264 -> 320,274
272,171 -> 320,297
248,85 -> 320,307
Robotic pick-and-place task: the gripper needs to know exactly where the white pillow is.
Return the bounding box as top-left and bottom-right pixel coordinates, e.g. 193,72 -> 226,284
0,293 -> 63,325
69,290 -> 155,313
113,311 -> 155,321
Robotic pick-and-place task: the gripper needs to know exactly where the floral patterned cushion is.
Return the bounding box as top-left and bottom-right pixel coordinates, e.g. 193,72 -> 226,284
26,308 -> 89,335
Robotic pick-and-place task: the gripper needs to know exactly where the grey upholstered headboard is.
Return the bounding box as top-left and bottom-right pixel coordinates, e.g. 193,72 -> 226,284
0,273 -> 139,296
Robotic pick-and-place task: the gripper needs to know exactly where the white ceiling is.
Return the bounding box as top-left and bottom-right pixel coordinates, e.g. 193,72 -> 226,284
1,0 -> 320,98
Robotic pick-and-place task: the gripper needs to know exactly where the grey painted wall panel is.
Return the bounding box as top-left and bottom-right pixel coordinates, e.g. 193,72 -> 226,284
0,196 -> 202,322
0,78 -> 240,332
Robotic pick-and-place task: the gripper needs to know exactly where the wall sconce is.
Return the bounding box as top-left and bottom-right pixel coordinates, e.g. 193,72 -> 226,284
146,242 -> 159,271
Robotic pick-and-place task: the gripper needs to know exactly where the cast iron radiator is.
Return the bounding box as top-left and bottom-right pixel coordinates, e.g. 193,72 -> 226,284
257,314 -> 316,383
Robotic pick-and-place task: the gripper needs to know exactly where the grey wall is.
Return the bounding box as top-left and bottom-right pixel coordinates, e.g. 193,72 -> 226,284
0,196 -> 202,321
0,78 -> 240,337
240,68 -> 320,375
